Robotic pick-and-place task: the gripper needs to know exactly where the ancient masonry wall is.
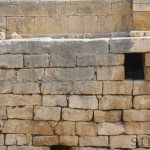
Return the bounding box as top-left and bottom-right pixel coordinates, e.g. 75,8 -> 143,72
0,0 -> 132,37
0,37 -> 150,149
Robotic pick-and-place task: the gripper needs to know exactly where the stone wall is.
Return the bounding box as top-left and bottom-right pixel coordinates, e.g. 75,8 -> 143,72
0,0 -> 132,37
0,37 -> 150,149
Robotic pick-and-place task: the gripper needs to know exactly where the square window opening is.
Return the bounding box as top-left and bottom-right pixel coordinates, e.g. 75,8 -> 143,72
125,53 -> 144,80
51,145 -> 70,150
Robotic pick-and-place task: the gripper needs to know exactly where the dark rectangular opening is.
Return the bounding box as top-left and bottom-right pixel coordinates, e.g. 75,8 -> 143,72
51,145 -> 70,150
125,53 -> 144,80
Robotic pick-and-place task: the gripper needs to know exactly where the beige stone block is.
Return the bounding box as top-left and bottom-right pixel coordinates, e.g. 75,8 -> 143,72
84,16 -> 97,33
35,17 -> 46,34
60,136 -> 78,146
33,136 -> 59,146
110,135 -> 136,148
7,146 -> 49,150
0,134 -> 4,145
46,17 -> 68,34
6,134 -> 32,145
94,110 -> 121,122
0,31 -> 5,40
125,122 -> 150,134
137,135 -> 150,148
145,53 -> 150,66
7,106 -> 33,119
93,3 -> 111,14
145,67 -> 150,80
99,95 -> 132,110
76,122 -> 97,136
41,5 -> 57,16
2,120 -> 53,135
134,96 -> 150,109
0,107 -> 7,119
0,94 -> 41,106
13,83 -> 40,94
69,95 -> 98,110
55,121 -> 75,135
17,69 -> 44,82
79,136 -> 108,147
7,17 -> 34,34
69,16 -> 83,33
124,110 -> 150,121
0,146 -> 6,150
97,66 -> 124,80
62,108 -> 93,121
73,81 -> 102,95
103,81 -> 133,95
130,31 -> 144,37
0,17 -> 6,30
34,106 -> 61,121
0,82 -> 12,94
43,95 -> 67,107
98,122 -> 124,135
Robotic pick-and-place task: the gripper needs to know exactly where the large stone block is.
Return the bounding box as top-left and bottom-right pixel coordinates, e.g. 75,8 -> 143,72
94,110 -> 121,122
0,82 -> 12,94
0,107 -> 7,119
0,55 -> 23,68
60,136 -> 78,146
69,95 -> 98,110
99,95 -> 132,110
34,106 -> 61,121
0,69 -> 14,81
7,146 -> 49,150
44,68 -> 94,81
62,108 -> 93,121
145,53 -> 150,66
73,81 -> 102,95
2,120 -> 53,135
0,134 -> 4,145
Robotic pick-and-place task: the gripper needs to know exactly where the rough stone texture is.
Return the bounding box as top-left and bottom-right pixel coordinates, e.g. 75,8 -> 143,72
60,136 -> 78,146
0,69 -> 14,81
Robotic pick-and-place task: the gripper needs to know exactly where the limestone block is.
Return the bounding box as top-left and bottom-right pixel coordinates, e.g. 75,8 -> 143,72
0,82 -> 12,94
145,53 -> 150,66
2,120 -> 53,135
110,135 -> 136,148
13,83 -> 40,94
60,136 -> 78,146
41,81 -> 72,94
55,121 -> 75,135
130,31 -> 144,37
0,107 -> 7,119
0,95 -> 41,106
99,95 -> 132,110
7,106 -> 33,119
94,110 -> 121,122
33,136 -> 59,146
62,108 -> 93,121
69,95 -> 98,109
144,67 -> 150,80
134,96 -> 150,109
0,31 -> 5,40
0,69 -> 15,81
103,81 -> 133,94
137,135 -> 150,148
0,55 -> 23,68
7,146 -> 49,150
35,17 -> 46,34
24,54 -> 49,68
98,122 -> 124,135
73,81 -> 102,95
76,122 -> 97,136
34,106 -> 61,121
44,67 -> 94,81
43,95 -> 67,107
97,66 -> 124,80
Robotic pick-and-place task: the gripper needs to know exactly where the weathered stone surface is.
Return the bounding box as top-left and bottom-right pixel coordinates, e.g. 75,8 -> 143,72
130,31 -> 144,37
44,68 -> 94,81
137,135 -> 150,148
103,81 -> 133,94
77,54 -> 124,67
0,95 -> 41,106
97,66 -> 124,80
69,95 -> 98,109
34,106 -> 61,121
134,96 -> 150,109
110,135 -> 136,148
62,108 -> 93,121
79,136 -> 108,147
76,122 -> 97,136
0,107 -> 7,119
0,55 -> 23,68
0,134 -> 4,145
94,110 -> 121,122
7,106 -> 33,119
6,134 -> 32,145
73,81 -> 102,94
124,110 -> 150,121
60,136 -> 78,146
41,82 -> 72,94
7,146 -> 49,150
24,55 -> 49,68
55,121 -> 75,135
43,95 -> 67,107
33,136 -> 59,146
0,82 -> 12,94
98,122 -> 124,135
125,122 -> 150,134
144,67 -> 150,80
133,81 -> 150,95
145,53 -> 150,66
99,95 -> 132,110
2,120 -> 53,135
0,69 -> 14,81
17,69 -> 44,81
13,83 -> 40,94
